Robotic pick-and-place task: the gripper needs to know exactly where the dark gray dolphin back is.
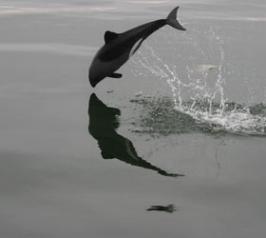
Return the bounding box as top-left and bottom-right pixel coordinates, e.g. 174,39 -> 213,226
99,19 -> 166,62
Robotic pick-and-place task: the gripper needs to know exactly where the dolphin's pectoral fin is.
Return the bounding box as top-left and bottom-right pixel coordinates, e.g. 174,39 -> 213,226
104,31 -> 119,43
130,37 -> 146,57
108,72 -> 122,78
132,39 -> 144,54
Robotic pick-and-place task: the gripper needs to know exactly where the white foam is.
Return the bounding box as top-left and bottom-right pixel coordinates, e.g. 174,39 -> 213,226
132,30 -> 266,136
178,106 -> 266,136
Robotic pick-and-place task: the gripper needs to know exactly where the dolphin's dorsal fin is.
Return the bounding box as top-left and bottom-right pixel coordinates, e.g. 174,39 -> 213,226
104,31 -> 119,43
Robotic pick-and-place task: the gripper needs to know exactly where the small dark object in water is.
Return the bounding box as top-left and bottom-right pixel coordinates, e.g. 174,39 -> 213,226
147,204 -> 176,213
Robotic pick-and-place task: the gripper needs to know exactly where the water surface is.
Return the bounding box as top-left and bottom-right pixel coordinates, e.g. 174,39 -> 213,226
0,0 -> 266,237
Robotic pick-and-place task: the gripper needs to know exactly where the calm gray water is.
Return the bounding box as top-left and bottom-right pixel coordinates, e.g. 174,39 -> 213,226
1,1 -> 266,237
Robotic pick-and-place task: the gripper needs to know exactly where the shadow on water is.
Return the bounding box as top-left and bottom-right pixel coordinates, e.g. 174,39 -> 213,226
88,93 -> 184,177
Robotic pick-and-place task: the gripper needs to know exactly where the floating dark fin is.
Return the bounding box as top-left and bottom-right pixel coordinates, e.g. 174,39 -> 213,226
104,31 -> 119,43
108,72 -> 122,78
147,204 -> 176,213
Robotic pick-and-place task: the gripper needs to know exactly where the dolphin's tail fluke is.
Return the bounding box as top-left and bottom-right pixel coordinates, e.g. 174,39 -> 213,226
166,7 -> 186,31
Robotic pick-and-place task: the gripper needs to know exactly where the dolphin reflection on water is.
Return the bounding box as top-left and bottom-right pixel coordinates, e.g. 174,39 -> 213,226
88,93 -> 184,177
89,6 -> 186,87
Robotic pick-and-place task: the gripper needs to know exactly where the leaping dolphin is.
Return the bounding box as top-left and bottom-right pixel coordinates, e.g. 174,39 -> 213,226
89,6 -> 186,87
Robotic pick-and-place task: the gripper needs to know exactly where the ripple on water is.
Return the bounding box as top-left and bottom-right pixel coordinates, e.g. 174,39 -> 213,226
130,96 -> 266,137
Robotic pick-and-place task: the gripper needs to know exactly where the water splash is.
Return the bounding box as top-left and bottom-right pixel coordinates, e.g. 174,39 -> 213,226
132,29 -> 266,136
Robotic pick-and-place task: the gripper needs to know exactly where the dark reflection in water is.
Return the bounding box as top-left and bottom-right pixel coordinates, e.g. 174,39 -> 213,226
147,204 -> 176,213
88,93 -> 184,177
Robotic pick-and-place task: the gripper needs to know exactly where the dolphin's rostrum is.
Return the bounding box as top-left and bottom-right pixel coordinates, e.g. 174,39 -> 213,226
89,6 -> 185,87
